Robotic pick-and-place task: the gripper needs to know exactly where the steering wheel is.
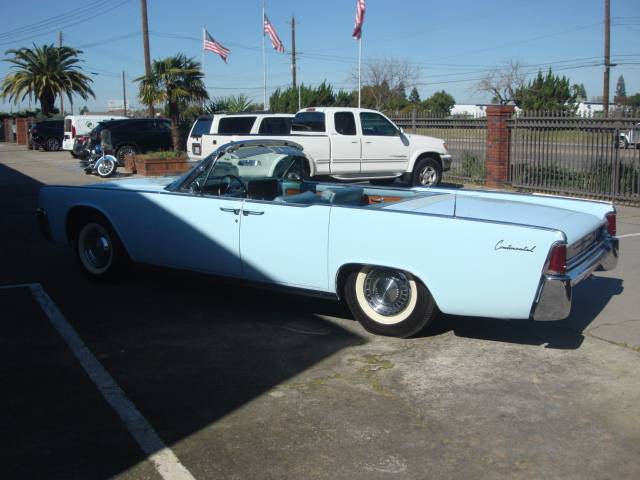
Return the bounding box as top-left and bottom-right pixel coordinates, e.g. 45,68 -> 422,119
209,174 -> 247,197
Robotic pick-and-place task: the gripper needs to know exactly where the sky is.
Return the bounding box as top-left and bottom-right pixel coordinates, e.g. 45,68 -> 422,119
1,0 -> 639,113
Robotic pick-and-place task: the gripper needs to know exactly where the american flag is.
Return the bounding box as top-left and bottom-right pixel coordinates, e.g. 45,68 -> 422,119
203,30 -> 230,63
263,14 -> 285,53
352,0 -> 366,40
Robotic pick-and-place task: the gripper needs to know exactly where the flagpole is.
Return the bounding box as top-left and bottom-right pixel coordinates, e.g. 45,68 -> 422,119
202,26 -> 206,100
358,34 -> 362,108
262,0 -> 267,110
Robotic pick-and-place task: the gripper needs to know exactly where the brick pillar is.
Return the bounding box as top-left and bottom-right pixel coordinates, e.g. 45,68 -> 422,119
15,117 -> 28,145
485,105 -> 514,188
3,118 -> 13,143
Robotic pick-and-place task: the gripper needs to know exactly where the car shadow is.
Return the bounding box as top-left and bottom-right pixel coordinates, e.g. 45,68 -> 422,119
422,276 -> 623,349
0,161 -> 364,479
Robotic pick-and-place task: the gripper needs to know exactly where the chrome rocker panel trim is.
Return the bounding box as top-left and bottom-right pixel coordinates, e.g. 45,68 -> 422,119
531,236 -> 618,321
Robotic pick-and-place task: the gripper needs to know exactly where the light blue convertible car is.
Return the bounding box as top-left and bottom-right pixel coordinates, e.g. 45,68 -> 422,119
37,140 -> 619,337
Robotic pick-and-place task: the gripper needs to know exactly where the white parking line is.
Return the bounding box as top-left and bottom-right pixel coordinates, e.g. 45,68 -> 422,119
616,233 -> 640,239
7,283 -> 196,480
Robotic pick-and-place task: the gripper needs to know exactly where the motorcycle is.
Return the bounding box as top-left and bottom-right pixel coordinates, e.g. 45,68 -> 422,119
83,129 -> 118,178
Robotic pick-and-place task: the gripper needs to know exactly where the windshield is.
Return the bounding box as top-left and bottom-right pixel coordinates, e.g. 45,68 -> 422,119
173,144 -> 310,199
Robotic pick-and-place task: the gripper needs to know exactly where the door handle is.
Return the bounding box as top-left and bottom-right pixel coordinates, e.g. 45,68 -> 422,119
351,141 -> 358,144
219,207 -> 240,215
242,210 -> 264,216
364,141 -> 373,144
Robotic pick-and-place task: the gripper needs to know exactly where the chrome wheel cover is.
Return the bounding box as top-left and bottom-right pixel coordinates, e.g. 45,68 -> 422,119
363,268 -> 411,316
418,165 -> 438,186
79,224 -> 112,273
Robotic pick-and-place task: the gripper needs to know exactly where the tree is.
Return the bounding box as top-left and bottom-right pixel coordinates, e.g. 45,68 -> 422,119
205,94 -> 253,113
572,83 -> 587,102
355,58 -> 419,111
270,81 -> 339,113
422,91 -> 455,115
475,60 -> 525,105
627,93 -> 640,110
408,87 -> 420,104
513,69 -> 577,112
79,105 -> 89,115
1,44 -> 94,116
616,75 -> 627,98
136,53 -> 208,151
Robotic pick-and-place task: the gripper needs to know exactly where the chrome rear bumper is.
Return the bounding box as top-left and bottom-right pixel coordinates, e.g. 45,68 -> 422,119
531,236 -> 618,321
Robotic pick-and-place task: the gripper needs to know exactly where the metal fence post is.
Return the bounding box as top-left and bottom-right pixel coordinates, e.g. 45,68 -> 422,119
411,109 -> 417,135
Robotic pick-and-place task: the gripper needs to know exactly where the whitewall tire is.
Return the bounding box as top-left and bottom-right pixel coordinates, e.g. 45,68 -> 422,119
345,266 -> 438,337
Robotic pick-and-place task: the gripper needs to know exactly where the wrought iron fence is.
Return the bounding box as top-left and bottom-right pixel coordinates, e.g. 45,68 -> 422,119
390,112 -> 487,184
509,112 -> 640,203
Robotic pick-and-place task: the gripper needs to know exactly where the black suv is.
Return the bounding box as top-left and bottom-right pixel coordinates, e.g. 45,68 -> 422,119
89,118 -> 173,163
30,120 -> 64,151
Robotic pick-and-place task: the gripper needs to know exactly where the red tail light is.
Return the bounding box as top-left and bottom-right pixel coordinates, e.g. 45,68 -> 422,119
72,125 -> 76,138
546,243 -> 567,275
606,212 -> 616,236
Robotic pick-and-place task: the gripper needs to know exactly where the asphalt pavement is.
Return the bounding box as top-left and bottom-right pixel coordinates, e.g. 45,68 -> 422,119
1,143 -> 639,479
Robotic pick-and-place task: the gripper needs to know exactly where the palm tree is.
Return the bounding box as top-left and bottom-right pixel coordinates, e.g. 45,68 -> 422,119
1,44 -> 94,115
136,54 -> 208,152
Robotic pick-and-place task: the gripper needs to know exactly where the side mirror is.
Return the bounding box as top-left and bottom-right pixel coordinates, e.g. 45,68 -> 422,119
398,127 -> 404,136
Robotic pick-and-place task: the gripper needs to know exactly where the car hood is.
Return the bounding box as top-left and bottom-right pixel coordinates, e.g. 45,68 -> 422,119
383,193 -> 603,245
403,133 -> 446,151
92,176 -> 179,193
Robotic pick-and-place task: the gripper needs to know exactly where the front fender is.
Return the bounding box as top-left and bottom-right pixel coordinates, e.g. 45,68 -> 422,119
408,150 -> 443,173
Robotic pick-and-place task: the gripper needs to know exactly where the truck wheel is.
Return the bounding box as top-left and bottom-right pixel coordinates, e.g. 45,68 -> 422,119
116,145 -> 137,164
44,137 -> 60,151
412,157 -> 442,187
74,215 -> 129,280
344,266 -> 438,338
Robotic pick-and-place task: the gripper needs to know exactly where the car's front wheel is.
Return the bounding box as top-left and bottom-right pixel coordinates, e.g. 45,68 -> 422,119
412,157 -> 442,187
344,266 -> 438,337
74,217 -> 128,280
116,145 -> 137,164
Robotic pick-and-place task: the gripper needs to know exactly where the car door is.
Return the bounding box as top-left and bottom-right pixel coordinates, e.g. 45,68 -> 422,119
239,199 -> 331,289
359,111 -> 410,174
151,190 -> 244,277
329,111 -> 361,174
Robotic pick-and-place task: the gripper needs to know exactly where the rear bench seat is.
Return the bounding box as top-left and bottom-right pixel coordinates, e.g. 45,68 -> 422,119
275,187 -> 364,206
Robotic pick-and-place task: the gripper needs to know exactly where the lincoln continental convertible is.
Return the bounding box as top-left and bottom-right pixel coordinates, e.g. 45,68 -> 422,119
37,139 -> 619,337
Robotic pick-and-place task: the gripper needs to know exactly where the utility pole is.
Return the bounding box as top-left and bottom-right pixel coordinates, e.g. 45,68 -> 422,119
140,0 -> 154,116
58,31 -> 64,116
291,15 -> 297,89
603,0 -> 610,117
122,71 -> 128,117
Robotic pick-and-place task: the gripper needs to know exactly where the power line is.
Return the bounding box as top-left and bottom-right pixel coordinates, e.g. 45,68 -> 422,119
0,0 -> 133,47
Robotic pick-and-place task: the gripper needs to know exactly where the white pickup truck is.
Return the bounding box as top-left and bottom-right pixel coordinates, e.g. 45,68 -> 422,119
187,113 -> 294,163
200,107 -> 452,186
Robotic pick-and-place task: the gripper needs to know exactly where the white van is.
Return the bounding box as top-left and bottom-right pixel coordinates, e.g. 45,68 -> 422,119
187,113 -> 294,162
63,115 -> 126,155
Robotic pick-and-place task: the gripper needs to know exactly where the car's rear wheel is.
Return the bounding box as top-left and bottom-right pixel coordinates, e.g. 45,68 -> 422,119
344,266 -> 438,337
411,157 -> 442,187
74,216 -> 128,280
44,137 -> 60,151
116,145 -> 137,164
